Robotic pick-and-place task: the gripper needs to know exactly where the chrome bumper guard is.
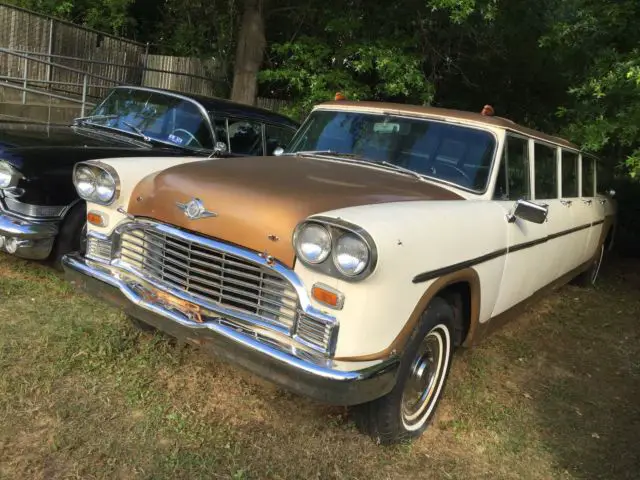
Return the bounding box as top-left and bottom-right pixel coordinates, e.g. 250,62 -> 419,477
0,210 -> 58,260
62,253 -> 400,406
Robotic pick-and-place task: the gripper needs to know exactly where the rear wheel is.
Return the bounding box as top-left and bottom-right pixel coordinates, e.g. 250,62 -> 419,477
352,297 -> 455,444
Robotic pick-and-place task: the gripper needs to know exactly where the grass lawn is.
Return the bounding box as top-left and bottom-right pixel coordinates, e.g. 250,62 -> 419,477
0,253 -> 638,479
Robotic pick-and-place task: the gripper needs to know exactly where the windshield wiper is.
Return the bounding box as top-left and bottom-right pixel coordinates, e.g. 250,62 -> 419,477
73,114 -> 119,125
121,120 -> 152,143
378,161 -> 424,181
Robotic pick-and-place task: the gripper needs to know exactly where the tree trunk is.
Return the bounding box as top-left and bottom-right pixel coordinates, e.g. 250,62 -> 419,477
230,0 -> 265,105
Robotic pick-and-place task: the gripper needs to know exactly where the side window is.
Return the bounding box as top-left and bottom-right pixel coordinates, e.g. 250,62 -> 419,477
581,156 -> 595,197
265,124 -> 295,155
561,150 -> 579,197
534,143 -> 558,199
494,135 -> 530,200
228,118 -> 264,155
212,117 -> 229,150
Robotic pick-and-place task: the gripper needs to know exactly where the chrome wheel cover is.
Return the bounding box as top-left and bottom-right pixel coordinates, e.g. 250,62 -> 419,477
401,324 -> 451,431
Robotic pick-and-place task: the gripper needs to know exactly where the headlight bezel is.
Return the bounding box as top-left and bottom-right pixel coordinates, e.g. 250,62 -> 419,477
293,216 -> 378,282
0,160 -> 22,189
73,161 -> 120,205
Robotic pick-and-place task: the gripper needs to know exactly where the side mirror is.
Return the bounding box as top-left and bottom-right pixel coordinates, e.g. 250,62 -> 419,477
507,199 -> 548,224
273,147 -> 284,156
214,141 -> 228,154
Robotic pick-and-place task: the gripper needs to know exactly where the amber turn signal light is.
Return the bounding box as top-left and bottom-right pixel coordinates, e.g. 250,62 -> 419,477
87,211 -> 107,227
311,284 -> 344,310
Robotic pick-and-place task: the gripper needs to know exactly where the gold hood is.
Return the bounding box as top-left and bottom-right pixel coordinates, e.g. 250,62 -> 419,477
127,156 -> 463,268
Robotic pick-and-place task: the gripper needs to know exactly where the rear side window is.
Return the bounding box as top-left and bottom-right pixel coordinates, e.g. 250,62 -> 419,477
228,119 -> 264,155
582,156 -> 595,197
597,159 -> 612,195
265,124 -> 295,155
561,150 -> 579,197
534,143 -> 558,199
494,135 -> 530,200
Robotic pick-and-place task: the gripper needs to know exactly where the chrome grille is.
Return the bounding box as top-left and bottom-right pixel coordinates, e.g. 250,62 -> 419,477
2,197 -> 66,218
118,226 -> 299,330
86,236 -> 113,263
296,315 -> 334,351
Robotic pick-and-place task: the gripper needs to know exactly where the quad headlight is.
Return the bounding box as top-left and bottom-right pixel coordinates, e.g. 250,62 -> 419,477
0,161 -> 22,189
73,162 -> 120,205
293,218 -> 377,281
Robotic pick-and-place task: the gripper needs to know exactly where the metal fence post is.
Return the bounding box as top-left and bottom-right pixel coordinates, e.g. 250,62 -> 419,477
46,18 -> 54,87
81,74 -> 88,117
22,56 -> 28,104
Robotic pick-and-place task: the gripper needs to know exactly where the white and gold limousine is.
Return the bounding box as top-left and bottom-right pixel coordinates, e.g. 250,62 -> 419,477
63,101 -> 617,444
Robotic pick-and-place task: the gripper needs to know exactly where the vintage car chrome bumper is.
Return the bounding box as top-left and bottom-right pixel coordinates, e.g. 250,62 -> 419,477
0,209 -> 58,260
62,253 -> 400,406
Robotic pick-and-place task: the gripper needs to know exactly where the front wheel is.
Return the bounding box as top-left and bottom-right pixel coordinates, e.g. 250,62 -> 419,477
352,297 -> 455,444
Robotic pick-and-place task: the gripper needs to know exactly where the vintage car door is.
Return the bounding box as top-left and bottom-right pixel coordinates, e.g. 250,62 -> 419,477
491,134 -> 552,315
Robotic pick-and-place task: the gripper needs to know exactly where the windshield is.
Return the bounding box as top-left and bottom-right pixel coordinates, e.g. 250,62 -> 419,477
83,88 -> 214,151
285,110 -> 497,191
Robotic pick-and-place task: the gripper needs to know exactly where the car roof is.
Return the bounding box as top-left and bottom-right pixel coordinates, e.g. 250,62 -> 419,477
112,86 -> 300,129
314,101 -> 579,151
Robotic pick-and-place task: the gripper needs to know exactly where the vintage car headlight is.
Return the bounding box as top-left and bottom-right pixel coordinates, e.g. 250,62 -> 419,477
294,223 -> 331,264
73,162 -> 120,205
333,233 -> 370,276
294,218 -> 377,281
0,161 -> 21,188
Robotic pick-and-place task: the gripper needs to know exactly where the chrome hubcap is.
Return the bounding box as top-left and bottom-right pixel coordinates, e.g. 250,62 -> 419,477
401,325 -> 449,429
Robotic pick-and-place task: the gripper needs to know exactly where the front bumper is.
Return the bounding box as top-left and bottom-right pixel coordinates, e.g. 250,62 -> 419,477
62,253 -> 400,406
0,210 -> 58,260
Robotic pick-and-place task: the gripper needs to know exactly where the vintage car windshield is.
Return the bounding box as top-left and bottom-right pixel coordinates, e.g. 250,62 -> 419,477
83,88 -> 214,151
285,110 -> 497,191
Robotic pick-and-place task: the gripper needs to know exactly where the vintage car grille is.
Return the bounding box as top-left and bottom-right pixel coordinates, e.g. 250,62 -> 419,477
118,226 -> 299,330
2,197 -> 66,218
295,314 -> 335,352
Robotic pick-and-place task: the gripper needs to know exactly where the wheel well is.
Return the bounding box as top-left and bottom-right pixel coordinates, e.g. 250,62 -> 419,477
604,227 -> 615,252
438,282 -> 471,347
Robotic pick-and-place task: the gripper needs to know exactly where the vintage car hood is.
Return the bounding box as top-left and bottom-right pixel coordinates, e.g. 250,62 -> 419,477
127,155 -> 464,268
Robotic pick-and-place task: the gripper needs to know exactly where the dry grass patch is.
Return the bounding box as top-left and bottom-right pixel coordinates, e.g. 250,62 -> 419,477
0,252 -> 638,479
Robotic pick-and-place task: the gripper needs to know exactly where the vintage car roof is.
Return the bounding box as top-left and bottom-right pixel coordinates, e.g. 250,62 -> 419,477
111,86 -> 300,129
314,101 -> 579,151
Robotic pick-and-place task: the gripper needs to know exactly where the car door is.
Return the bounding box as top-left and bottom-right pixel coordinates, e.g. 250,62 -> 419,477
491,134 -> 551,316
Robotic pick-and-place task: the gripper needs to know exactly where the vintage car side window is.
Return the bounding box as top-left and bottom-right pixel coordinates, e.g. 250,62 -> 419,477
534,143 -> 558,199
561,150 -> 579,197
211,116 -> 230,149
494,135 -> 530,200
582,156 -> 595,197
228,119 -> 264,155
265,124 -> 295,155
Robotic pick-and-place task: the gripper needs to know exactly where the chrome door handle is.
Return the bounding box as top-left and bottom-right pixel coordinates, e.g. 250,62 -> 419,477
599,199 -> 607,205
560,200 -> 572,207
581,199 -> 593,205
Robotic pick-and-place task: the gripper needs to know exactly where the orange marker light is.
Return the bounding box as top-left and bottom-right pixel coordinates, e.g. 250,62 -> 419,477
87,211 -> 107,227
312,284 -> 344,310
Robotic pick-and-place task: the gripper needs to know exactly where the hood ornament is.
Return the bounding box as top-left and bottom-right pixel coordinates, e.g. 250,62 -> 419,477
176,198 -> 218,220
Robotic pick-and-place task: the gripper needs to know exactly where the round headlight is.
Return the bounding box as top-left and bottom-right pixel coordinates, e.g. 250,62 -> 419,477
295,223 -> 331,264
334,233 -> 370,276
75,166 -> 97,198
95,168 -> 117,203
0,161 -> 19,188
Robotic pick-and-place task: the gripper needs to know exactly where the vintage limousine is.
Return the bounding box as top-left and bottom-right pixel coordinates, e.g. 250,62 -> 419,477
63,101 -> 617,444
